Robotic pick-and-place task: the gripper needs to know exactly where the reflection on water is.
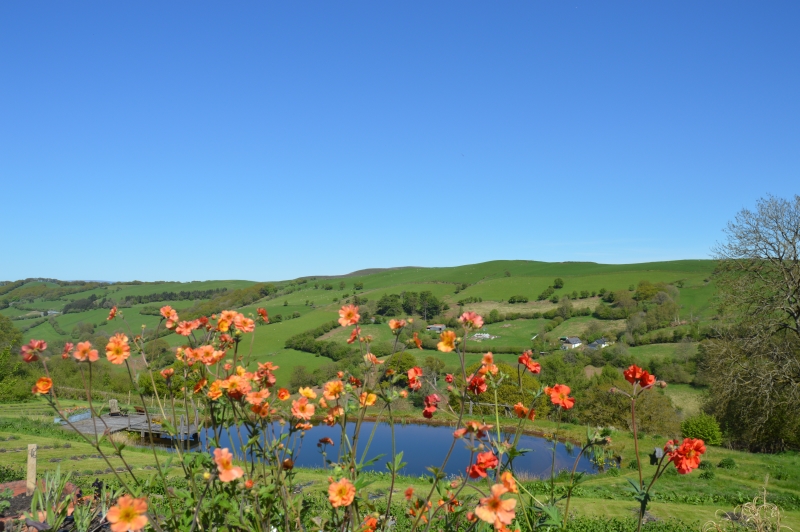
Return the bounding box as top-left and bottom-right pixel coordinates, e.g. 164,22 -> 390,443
135,421 -> 606,477
55,410 -> 93,424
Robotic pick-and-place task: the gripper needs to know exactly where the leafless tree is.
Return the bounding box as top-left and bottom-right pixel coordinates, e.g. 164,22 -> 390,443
713,194 -> 800,337
704,195 -> 800,450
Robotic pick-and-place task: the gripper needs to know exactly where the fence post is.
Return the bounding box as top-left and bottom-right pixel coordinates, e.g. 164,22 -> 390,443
26,444 -> 37,496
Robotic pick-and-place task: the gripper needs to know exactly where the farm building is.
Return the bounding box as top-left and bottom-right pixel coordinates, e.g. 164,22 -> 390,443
427,324 -> 446,333
560,337 -> 582,350
587,338 -> 609,350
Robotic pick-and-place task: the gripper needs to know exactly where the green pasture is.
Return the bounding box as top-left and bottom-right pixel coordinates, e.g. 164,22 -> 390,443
455,271 -> 710,305
663,384 -> 706,417
628,343 -> 698,363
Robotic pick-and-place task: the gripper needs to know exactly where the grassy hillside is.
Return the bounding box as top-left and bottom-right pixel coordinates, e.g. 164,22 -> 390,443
2,259 -> 718,388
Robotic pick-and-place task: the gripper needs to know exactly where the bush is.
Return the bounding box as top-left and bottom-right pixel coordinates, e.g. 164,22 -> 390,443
698,461 -> 713,471
699,469 -> 715,480
681,413 -> 723,445
718,457 -> 737,470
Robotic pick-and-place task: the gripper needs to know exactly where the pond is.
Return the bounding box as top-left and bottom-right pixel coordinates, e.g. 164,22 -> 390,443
161,421 -> 604,478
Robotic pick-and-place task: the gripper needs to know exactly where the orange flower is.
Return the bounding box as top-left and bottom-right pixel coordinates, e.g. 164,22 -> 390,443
338,304 -> 360,327
257,307 -> 269,323
214,447 -> 244,482
193,379 -> 207,394
328,478 -> 356,508
160,306 -> 179,328
412,332 -> 423,349
323,380 -> 344,401
73,341 -> 99,362
160,368 -> 174,380
363,353 -> 383,365
513,402 -> 529,419
347,327 -> 360,344
475,484 -> 516,529
246,389 -> 270,405
458,311 -> 484,330
207,381 -> 223,400
670,438 -> 706,474
106,494 -> 148,532
299,387 -> 317,399
251,402 -> 272,418
404,486 -> 415,500
479,352 -> 498,375
234,314 -> 255,333
362,516 -> 379,532
548,384 -> 575,410
388,319 -> 406,331
437,330 -> 457,352
278,388 -> 290,401
500,471 -> 518,493
107,306 -> 117,320
359,392 -> 377,407
175,320 -> 200,336
21,339 -> 47,363
32,377 -> 52,395
291,397 -> 315,420
105,334 -> 130,365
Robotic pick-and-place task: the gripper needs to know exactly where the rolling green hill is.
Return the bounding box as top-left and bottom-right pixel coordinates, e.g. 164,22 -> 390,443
2,259 -> 718,387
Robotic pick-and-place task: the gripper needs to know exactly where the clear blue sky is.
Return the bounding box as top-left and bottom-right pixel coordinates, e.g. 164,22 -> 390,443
2,2 -> 798,282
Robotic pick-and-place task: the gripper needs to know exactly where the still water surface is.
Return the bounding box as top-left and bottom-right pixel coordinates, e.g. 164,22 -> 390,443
166,421 -> 600,477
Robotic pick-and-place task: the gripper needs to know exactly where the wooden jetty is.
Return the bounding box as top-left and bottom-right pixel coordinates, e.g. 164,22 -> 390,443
64,400 -> 201,441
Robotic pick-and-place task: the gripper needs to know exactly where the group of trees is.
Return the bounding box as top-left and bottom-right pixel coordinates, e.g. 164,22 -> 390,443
376,291 -> 447,319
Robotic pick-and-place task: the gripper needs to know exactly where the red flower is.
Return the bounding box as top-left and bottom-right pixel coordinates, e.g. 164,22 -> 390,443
107,306 -> 117,320
467,374 -> 487,395
160,368 -> 174,380
548,384 -> 575,409
21,339 -> 47,363
407,367 -> 423,391
467,451 -> 499,478
445,373 -> 454,384
422,394 -> 440,418
669,438 -> 706,474
624,365 -> 656,388
61,342 -> 74,360
518,351 -> 541,374
257,308 -> 269,323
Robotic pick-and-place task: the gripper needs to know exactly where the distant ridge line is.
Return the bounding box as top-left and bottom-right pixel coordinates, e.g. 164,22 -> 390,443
299,266 -> 421,280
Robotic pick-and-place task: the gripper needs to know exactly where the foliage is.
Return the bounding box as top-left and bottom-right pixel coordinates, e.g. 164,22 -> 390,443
706,195 -> 800,452
681,413 -> 723,445
0,314 -> 23,351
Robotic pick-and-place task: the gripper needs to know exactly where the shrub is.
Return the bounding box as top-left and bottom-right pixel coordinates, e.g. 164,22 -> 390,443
699,469 -> 715,480
718,457 -> 737,470
681,413 -> 723,445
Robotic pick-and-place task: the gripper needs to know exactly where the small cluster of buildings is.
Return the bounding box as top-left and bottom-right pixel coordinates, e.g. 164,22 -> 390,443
560,336 -> 610,351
